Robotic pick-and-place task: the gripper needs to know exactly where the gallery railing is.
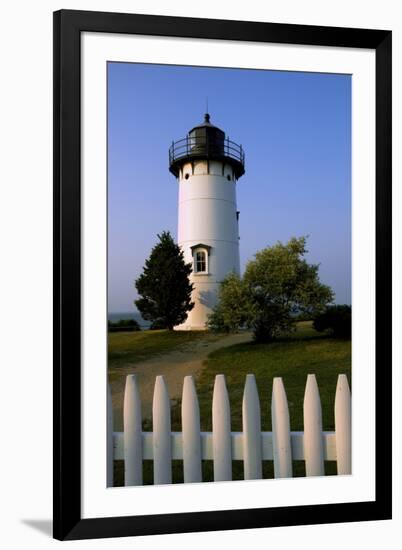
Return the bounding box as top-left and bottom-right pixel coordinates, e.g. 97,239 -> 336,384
169,134 -> 245,167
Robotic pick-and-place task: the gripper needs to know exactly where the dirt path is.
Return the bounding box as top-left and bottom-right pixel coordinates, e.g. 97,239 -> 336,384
110,331 -> 252,430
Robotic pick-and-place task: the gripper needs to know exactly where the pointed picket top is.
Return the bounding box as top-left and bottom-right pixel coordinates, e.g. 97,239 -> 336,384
242,374 -> 262,480
335,374 -> 352,475
271,377 -> 293,478
124,374 -> 143,486
107,383 -> 114,487
153,375 -> 172,485
182,376 -> 202,483
303,374 -> 324,476
212,374 -> 232,481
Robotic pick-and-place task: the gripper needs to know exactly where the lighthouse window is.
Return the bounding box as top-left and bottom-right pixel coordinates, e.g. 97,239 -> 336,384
185,173 -> 190,180
195,250 -> 207,273
227,174 -> 231,181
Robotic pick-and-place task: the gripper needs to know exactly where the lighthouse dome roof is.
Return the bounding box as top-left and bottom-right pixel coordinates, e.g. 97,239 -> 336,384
188,113 -> 223,134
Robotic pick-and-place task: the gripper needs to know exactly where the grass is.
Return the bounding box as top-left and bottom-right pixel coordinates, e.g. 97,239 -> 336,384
113,322 -> 351,485
177,321 -> 351,433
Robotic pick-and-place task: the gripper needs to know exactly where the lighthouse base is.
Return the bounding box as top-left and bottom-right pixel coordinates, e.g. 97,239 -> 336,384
174,283 -> 218,331
173,323 -> 208,331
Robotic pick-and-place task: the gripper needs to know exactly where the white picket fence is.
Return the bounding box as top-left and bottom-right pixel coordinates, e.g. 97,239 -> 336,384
107,373 -> 351,486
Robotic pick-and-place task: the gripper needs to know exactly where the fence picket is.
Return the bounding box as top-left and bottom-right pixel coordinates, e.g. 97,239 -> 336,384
107,383 -> 114,487
212,374 -> 232,481
152,376 -> 172,484
271,377 -> 293,478
113,372 -> 350,486
124,374 -> 143,486
182,376 -> 202,483
303,374 -> 325,476
242,374 -> 262,479
335,374 -> 352,475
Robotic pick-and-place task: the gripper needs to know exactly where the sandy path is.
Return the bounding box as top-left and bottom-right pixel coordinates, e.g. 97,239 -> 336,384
110,331 -> 252,431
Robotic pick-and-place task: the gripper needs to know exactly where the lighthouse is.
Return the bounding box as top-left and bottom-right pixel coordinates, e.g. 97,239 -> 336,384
169,113 -> 245,330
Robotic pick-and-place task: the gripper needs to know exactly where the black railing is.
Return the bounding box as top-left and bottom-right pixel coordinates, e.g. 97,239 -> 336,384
169,134 -> 245,166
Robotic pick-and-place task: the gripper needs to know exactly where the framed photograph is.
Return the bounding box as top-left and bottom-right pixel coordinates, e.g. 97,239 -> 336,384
53,10 -> 392,541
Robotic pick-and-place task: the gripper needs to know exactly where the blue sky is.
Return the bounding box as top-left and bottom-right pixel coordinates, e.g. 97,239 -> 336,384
108,62 -> 351,313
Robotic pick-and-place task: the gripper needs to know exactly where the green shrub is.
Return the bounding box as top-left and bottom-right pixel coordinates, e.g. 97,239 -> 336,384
108,318 -> 141,332
313,305 -> 351,339
208,237 -> 333,343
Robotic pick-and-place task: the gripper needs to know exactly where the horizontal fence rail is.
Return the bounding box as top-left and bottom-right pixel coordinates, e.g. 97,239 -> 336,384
108,373 -> 351,486
113,431 -> 338,462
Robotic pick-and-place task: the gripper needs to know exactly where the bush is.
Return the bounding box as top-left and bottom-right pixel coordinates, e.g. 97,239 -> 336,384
108,319 -> 141,332
313,305 -> 351,339
207,273 -> 250,333
207,304 -> 232,333
208,237 -> 333,343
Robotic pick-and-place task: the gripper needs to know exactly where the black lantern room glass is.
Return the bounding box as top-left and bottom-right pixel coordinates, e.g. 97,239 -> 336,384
169,114 -> 245,179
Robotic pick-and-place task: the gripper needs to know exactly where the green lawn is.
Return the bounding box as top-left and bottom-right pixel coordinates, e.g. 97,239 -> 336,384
108,328 -> 221,369
172,322 -> 351,433
113,322 -> 351,485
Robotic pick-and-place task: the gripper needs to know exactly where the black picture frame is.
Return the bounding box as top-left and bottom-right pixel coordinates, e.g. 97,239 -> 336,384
53,9 -> 392,541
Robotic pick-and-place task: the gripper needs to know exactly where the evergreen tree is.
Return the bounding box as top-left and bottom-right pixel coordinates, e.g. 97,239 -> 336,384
135,231 -> 194,330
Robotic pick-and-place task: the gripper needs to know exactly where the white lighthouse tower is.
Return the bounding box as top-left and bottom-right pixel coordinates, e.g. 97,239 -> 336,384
169,113 -> 245,330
